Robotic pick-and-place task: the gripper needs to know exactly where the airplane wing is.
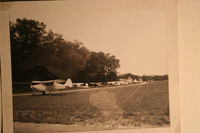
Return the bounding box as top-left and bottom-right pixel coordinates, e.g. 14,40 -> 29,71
31,81 -> 42,84
41,80 -> 54,86
31,80 -> 54,85
54,79 -> 66,84
41,80 -> 54,83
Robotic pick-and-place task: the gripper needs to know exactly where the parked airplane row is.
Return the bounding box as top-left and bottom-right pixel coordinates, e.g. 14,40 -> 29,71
31,78 -> 143,96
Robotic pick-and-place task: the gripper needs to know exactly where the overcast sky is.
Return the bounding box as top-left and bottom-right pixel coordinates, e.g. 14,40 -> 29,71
9,0 -> 170,75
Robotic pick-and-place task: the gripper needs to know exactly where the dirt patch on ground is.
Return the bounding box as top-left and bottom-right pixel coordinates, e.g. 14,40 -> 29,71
89,90 -> 125,127
90,90 -> 123,116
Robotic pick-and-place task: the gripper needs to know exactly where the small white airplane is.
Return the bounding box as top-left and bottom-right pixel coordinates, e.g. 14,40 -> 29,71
72,82 -> 89,89
133,79 -> 143,83
30,79 -> 73,96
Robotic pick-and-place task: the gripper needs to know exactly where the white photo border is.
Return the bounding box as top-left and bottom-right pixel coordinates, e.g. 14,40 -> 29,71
0,1 -> 180,133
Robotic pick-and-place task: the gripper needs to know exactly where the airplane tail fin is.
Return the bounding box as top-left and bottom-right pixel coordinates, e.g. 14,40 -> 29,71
65,78 -> 73,88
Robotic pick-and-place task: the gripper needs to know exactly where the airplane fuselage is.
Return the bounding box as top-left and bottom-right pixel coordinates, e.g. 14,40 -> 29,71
32,83 -> 66,91
31,79 -> 72,95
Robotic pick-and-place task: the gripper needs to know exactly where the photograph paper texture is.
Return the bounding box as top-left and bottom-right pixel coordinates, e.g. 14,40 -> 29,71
178,0 -> 200,133
0,5 -> 14,133
0,0 -> 180,133
0,50 -> 2,133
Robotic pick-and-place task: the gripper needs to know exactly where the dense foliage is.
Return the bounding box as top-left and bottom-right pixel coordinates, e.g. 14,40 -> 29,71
141,75 -> 168,81
75,52 -> 120,82
118,73 -> 139,80
10,18 -> 120,82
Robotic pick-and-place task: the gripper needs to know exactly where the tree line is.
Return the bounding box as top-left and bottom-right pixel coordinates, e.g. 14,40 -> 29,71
10,18 -> 120,82
119,73 -> 168,81
10,18 -> 168,83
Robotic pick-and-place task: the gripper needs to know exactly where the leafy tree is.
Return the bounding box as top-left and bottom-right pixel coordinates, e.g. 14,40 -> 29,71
41,32 -> 90,79
10,18 -> 120,82
118,73 -> 139,80
141,75 -> 168,81
10,18 -> 47,81
76,52 -> 120,82
10,18 -> 46,62
26,65 -> 57,81
10,18 -> 90,81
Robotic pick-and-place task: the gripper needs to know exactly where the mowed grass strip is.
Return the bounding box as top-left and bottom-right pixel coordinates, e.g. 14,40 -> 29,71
13,92 -> 102,125
13,80 -> 170,127
109,80 -> 170,126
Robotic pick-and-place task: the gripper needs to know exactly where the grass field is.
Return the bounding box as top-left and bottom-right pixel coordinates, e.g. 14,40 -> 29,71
13,80 -> 170,129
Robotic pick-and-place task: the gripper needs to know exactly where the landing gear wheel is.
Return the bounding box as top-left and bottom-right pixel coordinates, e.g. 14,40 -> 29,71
42,91 -> 46,95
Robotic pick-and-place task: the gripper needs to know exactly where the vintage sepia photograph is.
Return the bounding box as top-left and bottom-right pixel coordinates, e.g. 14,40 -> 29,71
6,0 -> 176,133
